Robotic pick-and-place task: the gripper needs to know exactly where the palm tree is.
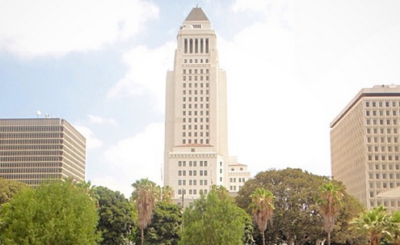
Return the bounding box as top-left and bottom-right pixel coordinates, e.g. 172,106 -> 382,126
131,178 -> 158,245
316,182 -> 344,245
351,205 -> 388,245
161,185 -> 174,203
249,188 -> 275,245
211,185 -> 230,200
385,210 -> 400,245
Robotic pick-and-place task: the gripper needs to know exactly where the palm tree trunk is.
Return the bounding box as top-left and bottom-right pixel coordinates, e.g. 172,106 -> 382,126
371,235 -> 379,245
327,232 -> 331,245
141,228 -> 144,245
262,231 -> 266,245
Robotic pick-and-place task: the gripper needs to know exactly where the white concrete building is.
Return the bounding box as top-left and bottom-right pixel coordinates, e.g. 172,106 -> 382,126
331,85 -> 400,209
228,157 -> 251,194
163,7 -> 248,203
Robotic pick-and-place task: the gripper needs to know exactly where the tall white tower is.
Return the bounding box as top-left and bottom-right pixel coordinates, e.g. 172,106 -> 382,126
164,7 -> 231,201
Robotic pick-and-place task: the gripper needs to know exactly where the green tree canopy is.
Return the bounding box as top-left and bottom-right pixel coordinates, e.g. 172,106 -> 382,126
329,190 -> 367,245
94,186 -> 135,245
351,205 -> 388,245
0,179 -> 100,245
160,186 -> 174,204
133,201 -> 182,245
236,168 -> 365,245
0,178 -> 27,206
179,185 -> 250,245
385,210 -> 400,245
351,207 -> 400,245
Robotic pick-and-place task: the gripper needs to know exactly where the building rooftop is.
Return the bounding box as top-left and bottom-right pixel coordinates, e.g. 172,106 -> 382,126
185,7 -> 209,21
229,163 -> 247,167
330,84 -> 400,128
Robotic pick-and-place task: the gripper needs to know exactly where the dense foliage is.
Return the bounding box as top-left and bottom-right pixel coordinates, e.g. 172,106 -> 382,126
351,206 -> 400,245
0,170 -> 376,245
94,186 -> 135,245
236,168 -> 365,245
133,201 -> 182,245
0,180 -> 100,245
180,186 -> 251,245
0,178 -> 27,206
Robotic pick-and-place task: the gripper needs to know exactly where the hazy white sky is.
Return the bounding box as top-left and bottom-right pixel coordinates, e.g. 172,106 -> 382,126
1,0 -> 400,197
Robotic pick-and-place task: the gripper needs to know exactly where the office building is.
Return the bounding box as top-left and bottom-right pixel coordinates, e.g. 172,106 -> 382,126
0,118 -> 86,186
164,7 -> 248,201
330,85 -> 400,209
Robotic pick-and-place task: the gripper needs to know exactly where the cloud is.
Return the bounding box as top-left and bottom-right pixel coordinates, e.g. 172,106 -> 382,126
0,0 -> 159,57
73,125 -> 103,150
295,0 -> 400,82
103,123 -> 164,189
232,0 -> 294,29
221,0 -> 400,178
88,114 -> 117,125
57,1 -> 400,197
233,0 -> 281,13
218,0 -> 333,177
107,42 -> 175,113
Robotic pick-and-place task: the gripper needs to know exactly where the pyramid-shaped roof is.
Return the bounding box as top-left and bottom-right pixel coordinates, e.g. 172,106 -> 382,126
185,7 -> 209,21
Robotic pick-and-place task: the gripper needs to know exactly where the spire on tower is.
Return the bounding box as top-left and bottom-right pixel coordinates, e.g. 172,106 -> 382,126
185,6 -> 209,21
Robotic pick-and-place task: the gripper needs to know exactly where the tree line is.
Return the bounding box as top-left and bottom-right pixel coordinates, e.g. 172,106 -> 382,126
1,168 -> 400,245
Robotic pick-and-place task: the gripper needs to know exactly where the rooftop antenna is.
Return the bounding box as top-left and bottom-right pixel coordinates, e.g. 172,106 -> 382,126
36,110 -> 41,118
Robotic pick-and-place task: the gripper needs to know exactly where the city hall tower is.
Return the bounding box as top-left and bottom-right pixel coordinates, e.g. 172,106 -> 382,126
164,7 -> 239,202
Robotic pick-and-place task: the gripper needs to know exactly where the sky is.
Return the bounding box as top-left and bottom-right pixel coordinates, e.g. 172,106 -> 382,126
1,0 -> 400,197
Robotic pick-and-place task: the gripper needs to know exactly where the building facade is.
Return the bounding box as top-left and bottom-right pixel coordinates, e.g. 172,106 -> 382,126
0,118 -> 86,186
228,157 -> 251,194
330,85 -> 400,209
164,7 -> 248,202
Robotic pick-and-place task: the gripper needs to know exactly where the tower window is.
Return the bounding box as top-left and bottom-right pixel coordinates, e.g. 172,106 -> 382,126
184,39 -> 188,53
